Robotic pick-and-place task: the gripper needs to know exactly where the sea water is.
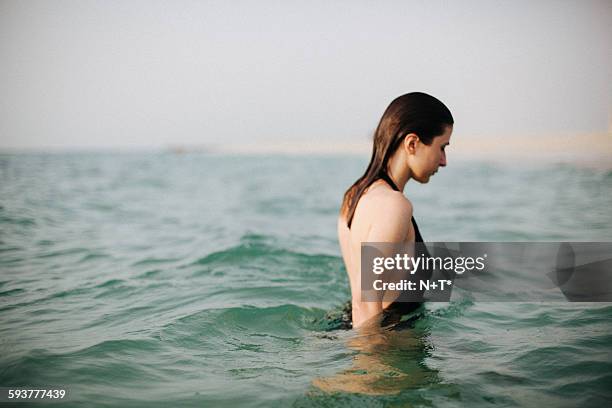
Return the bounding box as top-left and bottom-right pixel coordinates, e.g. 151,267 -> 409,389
1,152 -> 611,407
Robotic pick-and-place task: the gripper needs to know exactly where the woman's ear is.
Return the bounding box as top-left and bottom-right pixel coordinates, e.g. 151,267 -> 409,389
403,133 -> 419,154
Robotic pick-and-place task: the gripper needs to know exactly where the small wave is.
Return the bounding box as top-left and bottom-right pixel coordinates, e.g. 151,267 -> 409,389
161,304 -> 328,348
0,339 -> 168,387
560,304 -> 612,326
511,310 -> 560,328
93,283 -> 137,300
0,256 -> 23,266
35,247 -> 89,259
0,288 -> 25,297
136,269 -> 162,279
47,287 -> 92,300
453,339 -> 500,354
72,338 -> 163,357
188,240 -> 340,271
0,215 -> 36,227
213,304 -> 326,332
132,257 -> 180,267
511,345 -> 582,369
550,374 -> 612,400
0,286 -> 94,313
228,365 -> 302,380
476,370 -> 531,386
427,296 -> 474,319
78,252 -> 112,263
94,279 -> 125,288
0,245 -> 23,253
553,359 -> 612,378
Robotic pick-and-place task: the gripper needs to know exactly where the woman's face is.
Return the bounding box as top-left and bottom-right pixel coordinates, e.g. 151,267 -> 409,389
410,125 -> 452,183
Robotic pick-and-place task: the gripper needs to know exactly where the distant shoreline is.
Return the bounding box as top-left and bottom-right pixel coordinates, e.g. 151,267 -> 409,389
1,132 -> 610,167
181,132 -> 612,167
168,131 -> 612,156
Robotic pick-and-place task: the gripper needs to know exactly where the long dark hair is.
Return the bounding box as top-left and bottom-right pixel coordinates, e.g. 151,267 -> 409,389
341,92 -> 454,228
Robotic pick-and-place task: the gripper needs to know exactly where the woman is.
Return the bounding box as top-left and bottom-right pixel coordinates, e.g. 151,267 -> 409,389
338,92 -> 454,329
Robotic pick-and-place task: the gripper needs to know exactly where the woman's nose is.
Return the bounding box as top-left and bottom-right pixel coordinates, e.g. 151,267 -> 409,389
439,152 -> 447,167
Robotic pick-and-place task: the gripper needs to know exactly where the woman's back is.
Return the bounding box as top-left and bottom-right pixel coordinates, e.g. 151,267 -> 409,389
337,179 -> 415,328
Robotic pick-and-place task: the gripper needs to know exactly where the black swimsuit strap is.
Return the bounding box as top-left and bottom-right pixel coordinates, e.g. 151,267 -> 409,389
378,171 -> 400,191
378,171 -> 425,243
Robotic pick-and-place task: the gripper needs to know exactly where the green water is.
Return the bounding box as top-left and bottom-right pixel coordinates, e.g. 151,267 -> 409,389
1,153 -> 611,407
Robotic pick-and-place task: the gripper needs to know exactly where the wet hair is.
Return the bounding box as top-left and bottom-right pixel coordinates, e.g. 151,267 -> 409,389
341,92 -> 454,228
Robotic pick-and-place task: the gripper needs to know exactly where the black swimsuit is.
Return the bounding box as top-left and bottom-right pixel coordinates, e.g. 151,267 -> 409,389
332,173 -> 428,330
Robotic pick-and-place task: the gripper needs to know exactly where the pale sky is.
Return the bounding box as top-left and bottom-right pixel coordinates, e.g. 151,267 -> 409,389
1,0 -> 611,150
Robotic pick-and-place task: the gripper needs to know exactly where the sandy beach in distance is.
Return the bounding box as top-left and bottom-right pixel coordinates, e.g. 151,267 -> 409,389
176,131 -> 612,167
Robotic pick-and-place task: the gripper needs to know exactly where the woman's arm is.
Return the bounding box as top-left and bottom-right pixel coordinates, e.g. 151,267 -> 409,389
352,195 -> 413,328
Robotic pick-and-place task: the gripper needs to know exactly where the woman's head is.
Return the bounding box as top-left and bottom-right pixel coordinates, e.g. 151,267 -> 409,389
342,92 -> 454,228
400,121 -> 452,184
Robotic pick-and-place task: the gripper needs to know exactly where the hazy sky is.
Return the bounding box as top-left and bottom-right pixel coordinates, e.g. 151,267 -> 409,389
1,0 -> 611,150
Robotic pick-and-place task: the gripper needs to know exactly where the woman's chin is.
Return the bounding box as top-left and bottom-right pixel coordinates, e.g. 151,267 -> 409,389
415,175 -> 431,184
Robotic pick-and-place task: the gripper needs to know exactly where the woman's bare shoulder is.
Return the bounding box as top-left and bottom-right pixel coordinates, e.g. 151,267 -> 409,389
359,184 -> 413,218
349,184 -> 413,242
338,182 -> 413,241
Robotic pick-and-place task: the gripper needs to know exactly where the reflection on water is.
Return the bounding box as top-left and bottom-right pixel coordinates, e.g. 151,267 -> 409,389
313,318 -> 439,396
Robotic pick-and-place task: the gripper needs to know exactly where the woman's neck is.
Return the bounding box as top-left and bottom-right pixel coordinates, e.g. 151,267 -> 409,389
386,154 -> 411,192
